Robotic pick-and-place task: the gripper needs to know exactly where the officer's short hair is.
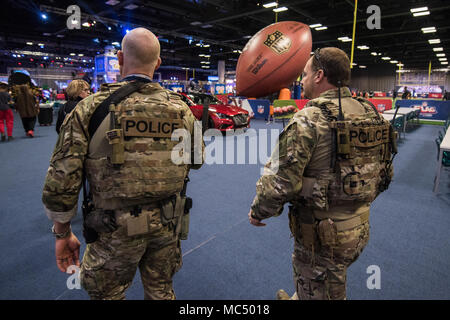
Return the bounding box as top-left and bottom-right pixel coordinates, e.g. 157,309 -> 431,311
66,80 -> 89,99
311,47 -> 351,87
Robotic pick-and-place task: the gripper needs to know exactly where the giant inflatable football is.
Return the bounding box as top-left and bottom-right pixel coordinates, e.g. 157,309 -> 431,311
236,21 -> 312,98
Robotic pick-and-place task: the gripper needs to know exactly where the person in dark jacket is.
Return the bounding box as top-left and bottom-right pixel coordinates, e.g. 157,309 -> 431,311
56,80 -> 90,134
13,84 -> 39,138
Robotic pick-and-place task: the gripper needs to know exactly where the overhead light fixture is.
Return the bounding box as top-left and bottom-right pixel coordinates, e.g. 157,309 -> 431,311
70,53 -> 76,56
26,42 -> 33,45
309,24 -> 322,28
273,7 -> 288,12
78,54 -> 84,57
410,7 -> 428,13
371,52 -> 377,56
263,2 -> 278,8
203,44 -> 210,47
111,42 -> 120,46
413,11 -> 430,17
421,27 -> 436,33
433,47 -> 444,52
38,43 -> 44,47
397,63 -> 404,67
338,36 -> 352,42
124,4 -> 138,10
441,61 -> 448,65
357,45 -> 370,50
428,39 -> 441,44
40,13 -> 48,20
243,35 -> 252,39
202,24 -> 213,28
382,57 -> 391,60
190,21 -> 202,26
315,26 -> 328,31
351,63 -> 357,66
390,60 -> 398,63
359,65 -> 367,69
436,53 -> 446,57
195,43 -> 202,46
204,55 -> 211,58
439,58 -> 448,61
106,0 -> 120,5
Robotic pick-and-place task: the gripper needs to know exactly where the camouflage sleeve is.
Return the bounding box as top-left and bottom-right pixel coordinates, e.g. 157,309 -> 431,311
171,95 -> 205,170
250,109 -> 319,220
42,96 -> 93,223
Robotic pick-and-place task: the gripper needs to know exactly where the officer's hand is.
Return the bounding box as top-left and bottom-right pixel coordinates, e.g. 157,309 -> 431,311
55,233 -> 81,273
248,210 -> 266,227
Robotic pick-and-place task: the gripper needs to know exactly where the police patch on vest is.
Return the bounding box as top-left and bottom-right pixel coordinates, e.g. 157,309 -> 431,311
122,117 -> 182,138
263,30 -> 291,54
349,124 -> 390,147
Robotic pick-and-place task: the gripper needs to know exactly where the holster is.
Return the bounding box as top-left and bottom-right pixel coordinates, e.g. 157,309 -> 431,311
160,194 -> 191,240
82,199 -> 99,244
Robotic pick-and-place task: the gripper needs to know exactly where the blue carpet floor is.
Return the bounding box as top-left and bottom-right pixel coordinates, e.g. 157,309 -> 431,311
0,112 -> 449,300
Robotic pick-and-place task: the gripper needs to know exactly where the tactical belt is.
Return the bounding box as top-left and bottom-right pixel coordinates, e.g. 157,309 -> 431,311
332,211 -> 369,232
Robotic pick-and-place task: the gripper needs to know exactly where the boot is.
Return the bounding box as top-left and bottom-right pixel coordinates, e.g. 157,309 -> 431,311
276,289 -> 291,300
8,136 -> 13,141
27,130 -> 34,138
1,133 -> 5,142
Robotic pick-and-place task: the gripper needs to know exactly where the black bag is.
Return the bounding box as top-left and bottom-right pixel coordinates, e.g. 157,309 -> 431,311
38,106 -> 53,125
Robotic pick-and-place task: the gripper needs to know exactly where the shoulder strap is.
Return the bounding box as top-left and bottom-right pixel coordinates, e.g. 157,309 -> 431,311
88,81 -> 146,138
353,96 -> 382,121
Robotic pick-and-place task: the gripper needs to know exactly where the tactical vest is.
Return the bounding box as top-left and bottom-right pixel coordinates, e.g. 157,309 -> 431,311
85,84 -> 189,209
299,96 -> 395,211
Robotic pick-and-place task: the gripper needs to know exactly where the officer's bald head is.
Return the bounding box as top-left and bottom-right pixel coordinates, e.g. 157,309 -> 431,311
118,27 -> 161,78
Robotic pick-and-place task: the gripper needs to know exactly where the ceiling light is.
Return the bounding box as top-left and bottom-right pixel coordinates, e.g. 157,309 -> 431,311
124,4 -> 138,10
433,47 -> 443,52
204,55 -> 211,58
106,0 -> 120,5
359,65 -> 367,69
243,35 -> 252,39
315,26 -> 328,31
371,52 -> 377,56
436,53 -> 446,57
82,22 -> 91,27
342,38 -> 352,42
263,2 -> 278,8
410,7 -> 428,13
439,58 -> 447,61
390,60 -> 398,63
441,62 -> 448,65
202,24 -> 213,28
111,42 -> 120,46
203,44 -> 210,47
357,45 -> 370,50
382,57 -> 391,60
351,63 -> 357,66
26,42 -> 33,45
429,39 -> 441,44
309,24 -> 322,28
397,63 -> 404,67
421,27 -> 436,33
70,53 -> 76,56
413,11 -> 430,17
199,54 -> 205,57
190,21 -> 202,26
273,7 -> 288,12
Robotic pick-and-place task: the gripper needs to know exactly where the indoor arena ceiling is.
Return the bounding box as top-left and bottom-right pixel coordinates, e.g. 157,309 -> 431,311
1,0 -> 450,72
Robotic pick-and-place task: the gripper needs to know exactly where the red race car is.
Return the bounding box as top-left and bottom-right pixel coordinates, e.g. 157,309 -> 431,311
180,92 -> 250,132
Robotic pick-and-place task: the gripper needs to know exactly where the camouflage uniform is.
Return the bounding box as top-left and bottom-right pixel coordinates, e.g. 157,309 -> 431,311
251,87 -> 393,300
43,79 -> 203,299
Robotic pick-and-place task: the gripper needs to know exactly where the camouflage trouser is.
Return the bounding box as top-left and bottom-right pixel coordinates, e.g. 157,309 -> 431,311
80,208 -> 182,300
292,222 -> 369,300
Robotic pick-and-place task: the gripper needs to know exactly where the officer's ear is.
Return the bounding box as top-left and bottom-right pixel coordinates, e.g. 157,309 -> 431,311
314,69 -> 326,84
117,50 -> 124,67
154,57 -> 162,71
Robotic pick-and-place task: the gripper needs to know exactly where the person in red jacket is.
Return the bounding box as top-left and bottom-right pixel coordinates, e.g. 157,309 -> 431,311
0,83 -> 14,141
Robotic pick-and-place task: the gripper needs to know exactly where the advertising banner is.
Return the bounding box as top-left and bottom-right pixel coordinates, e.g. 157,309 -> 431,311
214,84 -> 226,95
368,98 -> 392,112
168,84 -> 184,93
106,57 -> 119,72
397,100 -> 450,121
247,99 -> 271,120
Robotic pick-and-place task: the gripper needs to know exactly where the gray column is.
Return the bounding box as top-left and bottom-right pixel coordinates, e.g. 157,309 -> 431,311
218,60 -> 225,84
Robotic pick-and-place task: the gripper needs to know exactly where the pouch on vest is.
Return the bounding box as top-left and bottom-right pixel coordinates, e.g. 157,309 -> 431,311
318,218 -> 337,247
160,198 -> 175,226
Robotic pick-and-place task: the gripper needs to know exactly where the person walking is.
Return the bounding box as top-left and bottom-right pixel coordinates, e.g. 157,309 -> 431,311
55,79 -> 90,134
13,84 -> 39,138
0,83 -> 14,141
